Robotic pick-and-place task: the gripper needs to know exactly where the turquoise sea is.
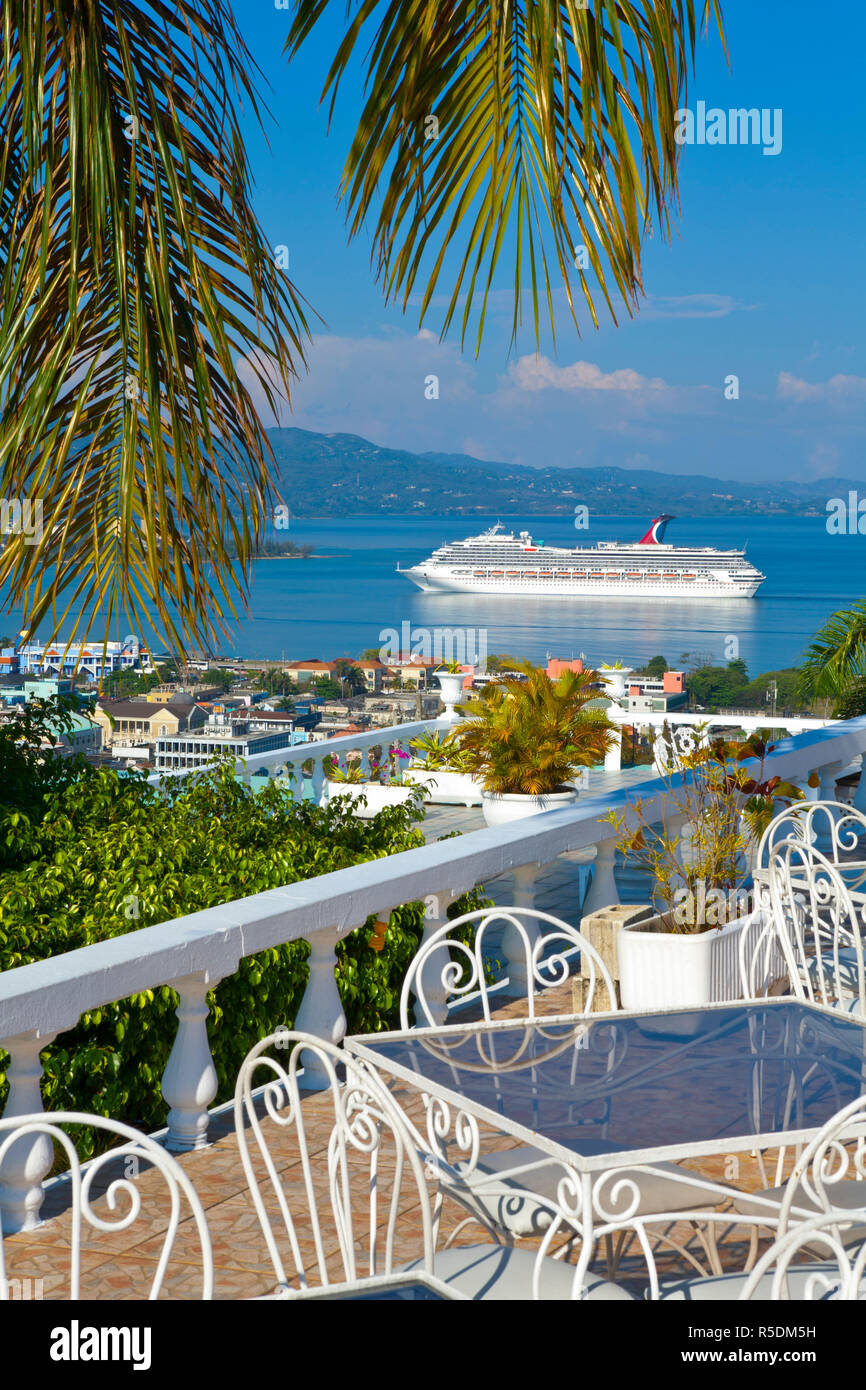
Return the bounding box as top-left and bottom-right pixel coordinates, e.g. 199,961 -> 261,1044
3,514 -> 861,675
211,514 -> 860,675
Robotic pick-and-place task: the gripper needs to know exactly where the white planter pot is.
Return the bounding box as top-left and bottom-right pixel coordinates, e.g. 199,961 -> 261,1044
326,781 -> 418,819
481,787 -> 579,827
597,667 -> 633,703
403,766 -> 484,806
434,671 -> 466,720
618,906 -> 767,1013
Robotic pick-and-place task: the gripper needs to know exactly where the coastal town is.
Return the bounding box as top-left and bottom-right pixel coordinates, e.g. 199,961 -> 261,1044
0,637 -> 692,774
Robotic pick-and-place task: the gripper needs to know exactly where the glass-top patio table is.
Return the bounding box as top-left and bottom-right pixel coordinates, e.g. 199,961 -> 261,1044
346,999 -> 866,1284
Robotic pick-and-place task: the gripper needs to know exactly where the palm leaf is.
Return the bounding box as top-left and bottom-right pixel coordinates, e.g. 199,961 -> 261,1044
286,0 -> 726,351
799,601 -> 866,700
0,0 -> 314,656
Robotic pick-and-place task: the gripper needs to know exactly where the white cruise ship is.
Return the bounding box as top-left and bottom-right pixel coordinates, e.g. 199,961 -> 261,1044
399,517 -> 764,600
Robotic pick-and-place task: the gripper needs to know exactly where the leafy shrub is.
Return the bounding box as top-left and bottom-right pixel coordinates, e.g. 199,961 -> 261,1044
0,728 -> 486,1154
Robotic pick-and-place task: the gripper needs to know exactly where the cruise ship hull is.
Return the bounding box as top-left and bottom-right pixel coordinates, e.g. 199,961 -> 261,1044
404,567 -> 762,600
400,518 -> 764,601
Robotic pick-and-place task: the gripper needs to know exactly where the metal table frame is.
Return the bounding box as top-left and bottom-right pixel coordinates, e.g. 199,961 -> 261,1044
346,998 -> 866,1296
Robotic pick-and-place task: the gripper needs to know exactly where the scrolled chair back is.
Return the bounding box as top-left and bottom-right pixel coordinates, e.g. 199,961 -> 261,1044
651,721 -> 713,776
233,1031 -> 435,1295
0,1112 -> 213,1300
763,838 -> 866,1014
739,1093 -> 866,1300
753,800 -> 866,900
399,906 -> 617,1030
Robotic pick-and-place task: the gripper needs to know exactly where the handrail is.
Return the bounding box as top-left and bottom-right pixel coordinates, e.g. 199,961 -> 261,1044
4,714 -> 866,1038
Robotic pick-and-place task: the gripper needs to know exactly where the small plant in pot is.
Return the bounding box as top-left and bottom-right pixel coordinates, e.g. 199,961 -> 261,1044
456,660 -> 615,826
326,747 -> 423,818
604,728 -> 804,1011
403,729 -> 483,806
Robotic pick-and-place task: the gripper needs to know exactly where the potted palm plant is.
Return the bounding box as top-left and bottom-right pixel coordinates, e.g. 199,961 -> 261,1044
456,661 -> 615,827
402,730 -> 484,806
605,730 -> 803,1010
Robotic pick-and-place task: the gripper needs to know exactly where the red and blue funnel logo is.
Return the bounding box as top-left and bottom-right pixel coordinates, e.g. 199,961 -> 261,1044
637,515 -> 674,545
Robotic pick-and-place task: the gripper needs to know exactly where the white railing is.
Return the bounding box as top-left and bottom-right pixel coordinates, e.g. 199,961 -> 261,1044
2,713 -> 866,1233
147,715 -> 451,797
604,709 -> 835,773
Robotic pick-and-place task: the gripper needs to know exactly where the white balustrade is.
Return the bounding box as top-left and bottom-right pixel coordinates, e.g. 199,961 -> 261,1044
293,927 -> 347,1090
0,1030 -> 58,1233
499,863 -> 540,996
148,716 -> 447,794
162,972 -> 225,1152
582,836 -> 620,916
3,713 -> 866,1227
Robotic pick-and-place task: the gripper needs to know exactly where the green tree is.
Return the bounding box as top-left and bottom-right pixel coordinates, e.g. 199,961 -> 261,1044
832,679 -> 866,721
0,757 -> 488,1149
687,661 -> 748,712
312,676 -> 341,700
333,659 -> 367,696
645,655 -> 668,679
200,668 -> 233,694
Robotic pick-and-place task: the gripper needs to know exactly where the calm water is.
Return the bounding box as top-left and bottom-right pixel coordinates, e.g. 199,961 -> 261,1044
211,514 -> 861,675
3,515 -> 861,674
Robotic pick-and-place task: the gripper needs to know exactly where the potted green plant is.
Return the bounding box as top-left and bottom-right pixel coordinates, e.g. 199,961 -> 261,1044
604,729 -> 804,1010
433,659 -> 466,717
402,729 -> 484,806
325,747 -> 422,818
456,661 -> 615,826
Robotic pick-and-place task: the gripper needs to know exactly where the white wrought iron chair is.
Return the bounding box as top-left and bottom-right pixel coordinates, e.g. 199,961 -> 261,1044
632,1093 -> 866,1299
652,721 -> 713,776
747,838 -> 866,1015
0,1113 -> 213,1300
233,1029 -> 627,1300
740,841 -> 866,1234
398,908 -> 736,1263
751,800 -> 866,908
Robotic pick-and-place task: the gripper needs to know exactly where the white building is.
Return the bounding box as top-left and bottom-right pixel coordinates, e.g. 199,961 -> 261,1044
14,636 -> 153,681
154,713 -> 295,773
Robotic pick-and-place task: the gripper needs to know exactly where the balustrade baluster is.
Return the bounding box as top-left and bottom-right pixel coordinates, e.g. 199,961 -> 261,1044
310,757 -> 327,806
499,864 -> 541,996
813,762 -> 844,851
853,754 -> 866,814
582,836 -> 621,916
0,1030 -> 58,1233
294,927 -> 348,1089
162,971 -> 225,1153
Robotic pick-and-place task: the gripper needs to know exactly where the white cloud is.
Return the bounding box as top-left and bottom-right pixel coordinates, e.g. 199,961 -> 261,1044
641,293 -> 758,320
235,330 -> 866,481
777,371 -> 866,402
506,356 -> 668,393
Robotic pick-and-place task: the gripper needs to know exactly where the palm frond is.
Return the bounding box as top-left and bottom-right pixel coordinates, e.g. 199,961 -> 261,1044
798,602 -> 866,700
0,0 -> 314,655
286,0 -> 726,351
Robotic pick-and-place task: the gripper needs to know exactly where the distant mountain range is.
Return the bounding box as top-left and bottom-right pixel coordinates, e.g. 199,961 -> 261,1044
268,427 -> 847,518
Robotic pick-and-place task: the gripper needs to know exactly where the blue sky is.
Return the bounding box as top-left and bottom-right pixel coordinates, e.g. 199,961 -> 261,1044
234,2 -> 866,483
